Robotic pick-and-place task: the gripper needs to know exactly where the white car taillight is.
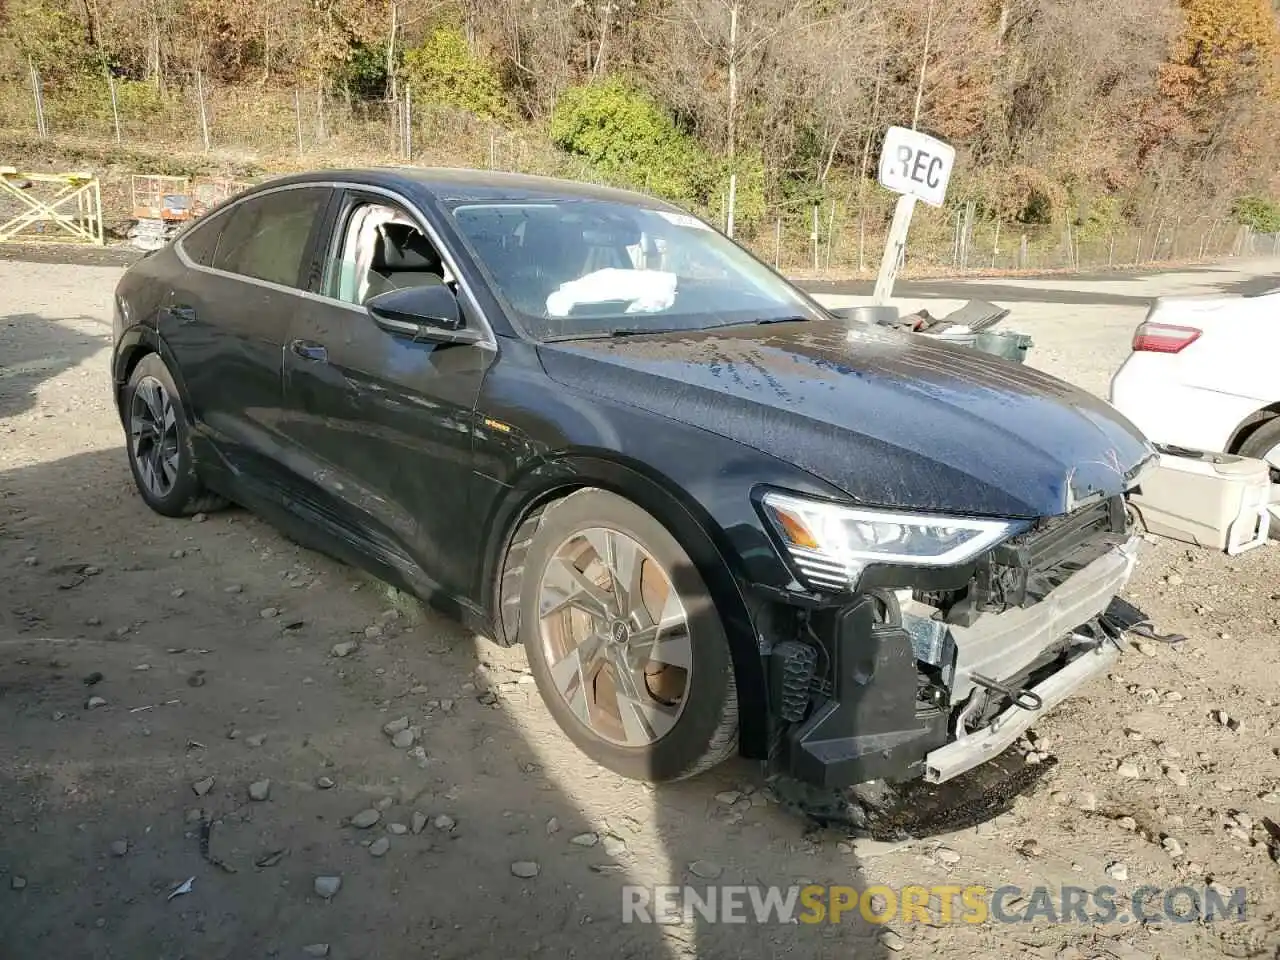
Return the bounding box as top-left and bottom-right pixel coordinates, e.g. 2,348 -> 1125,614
1132,322 -> 1202,354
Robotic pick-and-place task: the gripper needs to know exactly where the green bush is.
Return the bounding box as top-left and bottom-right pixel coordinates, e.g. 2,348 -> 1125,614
1231,195 -> 1280,234
2,0 -> 91,79
110,78 -> 165,120
49,74 -> 165,126
403,28 -> 505,119
722,151 -> 766,231
332,43 -> 389,102
1075,195 -> 1125,241
550,80 -> 723,212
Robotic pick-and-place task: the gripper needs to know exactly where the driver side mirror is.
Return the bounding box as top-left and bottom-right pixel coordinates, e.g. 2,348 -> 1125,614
366,285 -> 483,345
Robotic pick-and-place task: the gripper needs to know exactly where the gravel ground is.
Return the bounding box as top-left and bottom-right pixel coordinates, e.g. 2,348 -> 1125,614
1,256 -> 1279,960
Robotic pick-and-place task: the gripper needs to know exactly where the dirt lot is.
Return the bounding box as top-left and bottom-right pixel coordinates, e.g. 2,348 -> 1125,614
2,256 -> 1279,960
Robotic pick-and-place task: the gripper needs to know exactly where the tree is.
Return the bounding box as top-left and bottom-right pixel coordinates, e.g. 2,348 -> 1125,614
3,0 -> 90,77
1162,0 -> 1279,111
403,25 -> 505,117
1159,0 -> 1280,196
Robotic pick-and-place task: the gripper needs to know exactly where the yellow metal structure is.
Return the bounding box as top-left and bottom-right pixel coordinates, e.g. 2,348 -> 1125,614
0,167 -> 104,246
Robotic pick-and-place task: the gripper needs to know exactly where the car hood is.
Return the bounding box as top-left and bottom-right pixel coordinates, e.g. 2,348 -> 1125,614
537,320 -> 1155,519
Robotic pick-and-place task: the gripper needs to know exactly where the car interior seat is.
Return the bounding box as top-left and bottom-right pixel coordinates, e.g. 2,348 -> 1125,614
511,217 -> 590,310
363,223 -> 445,301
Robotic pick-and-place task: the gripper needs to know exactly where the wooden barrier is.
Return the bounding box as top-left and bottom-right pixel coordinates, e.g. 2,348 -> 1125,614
0,168 -> 104,246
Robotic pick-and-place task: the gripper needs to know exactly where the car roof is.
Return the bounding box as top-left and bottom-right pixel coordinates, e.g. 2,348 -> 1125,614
248,167 -> 682,211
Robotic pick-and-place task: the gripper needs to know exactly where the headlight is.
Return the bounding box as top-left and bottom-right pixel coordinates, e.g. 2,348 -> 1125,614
760,491 -> 1029,591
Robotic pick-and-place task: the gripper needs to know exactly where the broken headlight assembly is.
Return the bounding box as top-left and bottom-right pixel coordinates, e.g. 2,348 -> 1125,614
760,491 -> 1029,592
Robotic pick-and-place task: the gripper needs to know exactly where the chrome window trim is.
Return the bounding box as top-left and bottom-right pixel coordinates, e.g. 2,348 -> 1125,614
173,179 -> 497,351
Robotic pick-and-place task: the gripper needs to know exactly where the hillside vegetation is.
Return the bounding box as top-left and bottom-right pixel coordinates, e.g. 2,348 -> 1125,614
2,0 -> 1279,269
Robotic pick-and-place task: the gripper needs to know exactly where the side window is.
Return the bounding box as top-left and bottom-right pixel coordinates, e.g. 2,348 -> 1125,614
177,212 -> 226,267
211,187 -> 328,288
325,200 -> 451,306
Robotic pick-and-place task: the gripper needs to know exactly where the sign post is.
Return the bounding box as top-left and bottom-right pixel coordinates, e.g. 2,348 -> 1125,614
872,125 -> 955,304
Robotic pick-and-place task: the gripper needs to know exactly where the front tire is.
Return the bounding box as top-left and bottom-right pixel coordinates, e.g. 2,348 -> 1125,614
123,354 -> 227,518
517,488 -> 738,782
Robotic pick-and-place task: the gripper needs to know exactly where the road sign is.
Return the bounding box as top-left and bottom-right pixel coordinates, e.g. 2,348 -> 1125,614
872,194 -> 917,304
871,127 -> 956,304
877,126 -> 955,208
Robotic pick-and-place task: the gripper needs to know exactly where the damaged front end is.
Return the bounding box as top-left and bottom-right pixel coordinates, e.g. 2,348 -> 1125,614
759,491 -> 1141,789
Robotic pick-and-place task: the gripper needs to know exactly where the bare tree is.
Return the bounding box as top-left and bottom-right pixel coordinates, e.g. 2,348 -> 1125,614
647,0 -> 817,161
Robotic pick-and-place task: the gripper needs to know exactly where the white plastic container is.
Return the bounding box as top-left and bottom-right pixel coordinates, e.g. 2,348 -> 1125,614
1128,446 -> 1273,554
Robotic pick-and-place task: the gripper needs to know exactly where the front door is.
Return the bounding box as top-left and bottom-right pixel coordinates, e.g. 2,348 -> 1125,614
279,190 -> 494,600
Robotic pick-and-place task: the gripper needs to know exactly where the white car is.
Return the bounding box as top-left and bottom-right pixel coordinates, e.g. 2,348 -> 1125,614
1109,286 -> 1280,526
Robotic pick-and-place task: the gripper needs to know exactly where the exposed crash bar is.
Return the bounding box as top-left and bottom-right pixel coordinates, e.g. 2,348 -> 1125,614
937,534 -> 1140,704
922,638 -> 1119,784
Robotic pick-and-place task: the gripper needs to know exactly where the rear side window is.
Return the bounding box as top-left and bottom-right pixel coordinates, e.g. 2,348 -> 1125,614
211,187 -> 328,288
178,213 -> 225,266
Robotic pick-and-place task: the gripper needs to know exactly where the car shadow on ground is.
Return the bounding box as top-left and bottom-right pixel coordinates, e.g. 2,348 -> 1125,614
0,311 -> 109,420
1210,271 -> 1280,297
0,243 -> 144,269
0,438 -> 905,958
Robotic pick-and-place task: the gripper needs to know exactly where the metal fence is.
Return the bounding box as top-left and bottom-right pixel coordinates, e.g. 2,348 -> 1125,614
1243,231 -> 1280,258
763,204 -> 1254,277
1,72 -> 1275,275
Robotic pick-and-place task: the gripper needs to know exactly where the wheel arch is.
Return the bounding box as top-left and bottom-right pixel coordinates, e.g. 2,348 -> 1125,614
1227,402 -> 1280,454
113,326 -> 197,429
481,451 -> 770,759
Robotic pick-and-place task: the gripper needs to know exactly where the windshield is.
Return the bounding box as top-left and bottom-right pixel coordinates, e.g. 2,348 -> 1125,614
445,199 -> 823,340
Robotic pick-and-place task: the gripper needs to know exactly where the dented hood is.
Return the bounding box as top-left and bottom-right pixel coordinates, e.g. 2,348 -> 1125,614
538,320 -> 1154,519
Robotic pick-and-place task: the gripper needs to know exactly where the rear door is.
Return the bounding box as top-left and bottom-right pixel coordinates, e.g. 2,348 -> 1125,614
163,184 -> 332,489
277,188 -> 495,599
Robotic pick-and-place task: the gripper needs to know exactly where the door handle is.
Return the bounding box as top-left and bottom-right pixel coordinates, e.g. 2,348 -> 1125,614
170,304 -> 197,324
290,339 -> 328,362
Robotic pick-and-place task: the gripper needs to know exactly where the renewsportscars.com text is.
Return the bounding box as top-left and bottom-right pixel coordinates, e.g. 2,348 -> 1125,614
622,883 -> 1248,926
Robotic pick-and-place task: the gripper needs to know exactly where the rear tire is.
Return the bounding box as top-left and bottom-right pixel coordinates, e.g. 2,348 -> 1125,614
1237,418 -> 1280,540
517,488 -> 738,783
122,354 -> 228,518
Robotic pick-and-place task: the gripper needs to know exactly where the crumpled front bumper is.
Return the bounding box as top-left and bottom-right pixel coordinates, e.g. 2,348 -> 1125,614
781,536 -> 1139,789
921,637 -> 1118,783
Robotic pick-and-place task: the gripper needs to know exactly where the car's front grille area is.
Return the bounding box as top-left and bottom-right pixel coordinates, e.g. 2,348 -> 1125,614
985,495 -> 1129,609
916,495 -> 1130,626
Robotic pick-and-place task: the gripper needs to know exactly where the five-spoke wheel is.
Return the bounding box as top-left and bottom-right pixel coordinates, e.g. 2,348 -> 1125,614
537,526 -> 694,748
122,354 -> 227,517
129,375 -> 181,500
518,489 -> 738,782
